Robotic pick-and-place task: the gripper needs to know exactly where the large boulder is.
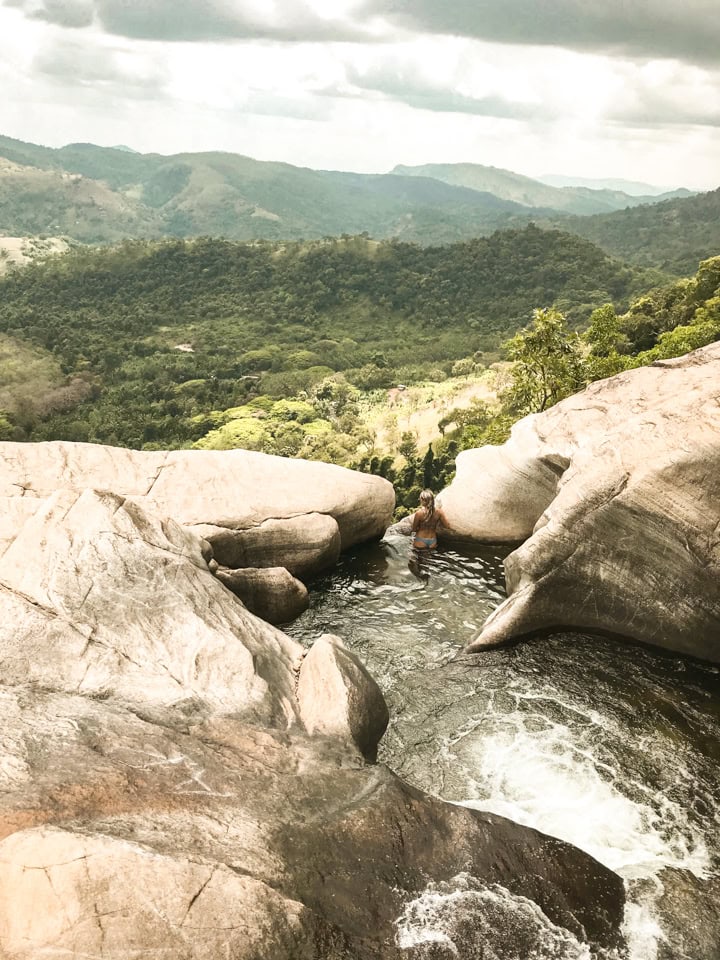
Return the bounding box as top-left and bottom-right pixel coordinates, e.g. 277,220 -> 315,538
0,441 -> 394,627
216,565 -> 310,624
0,487 -> 302,726
0,467 -> 626,957
0,684 -> 625,958
0,442 -> 395,573
202,512 -> 342,577
441,344 -> 720,662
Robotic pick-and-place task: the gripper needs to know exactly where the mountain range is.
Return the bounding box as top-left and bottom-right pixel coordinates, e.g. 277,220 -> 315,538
0,133 -> 718,275
390,163 -> 691,215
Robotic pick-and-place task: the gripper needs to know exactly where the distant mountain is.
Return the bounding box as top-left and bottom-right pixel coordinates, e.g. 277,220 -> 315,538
538,174 -> 692,198
0,134 -> 539,246
391,163 -> 694,215
544,187 -> 720,276
0,135 -> 715,271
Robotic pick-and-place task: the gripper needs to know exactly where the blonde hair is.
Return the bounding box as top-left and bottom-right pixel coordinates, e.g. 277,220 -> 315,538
419,489 -> 435,518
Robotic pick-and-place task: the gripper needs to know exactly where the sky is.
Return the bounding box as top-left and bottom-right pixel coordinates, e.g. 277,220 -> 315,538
0,0 -> 719,190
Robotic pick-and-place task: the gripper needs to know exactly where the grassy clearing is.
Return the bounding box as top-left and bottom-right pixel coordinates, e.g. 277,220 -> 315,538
0,335 -> 67,414
359,369 -> 504,460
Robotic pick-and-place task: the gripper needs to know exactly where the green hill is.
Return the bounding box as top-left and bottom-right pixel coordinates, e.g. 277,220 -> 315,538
390,162 -> 690,216
0,134 -> 538,245
545,187 -> 720,276
0,227 -> 663,448
2,135 -> 716,269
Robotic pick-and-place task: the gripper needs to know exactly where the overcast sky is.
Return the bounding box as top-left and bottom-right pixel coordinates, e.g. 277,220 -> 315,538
1,0 -> 718,189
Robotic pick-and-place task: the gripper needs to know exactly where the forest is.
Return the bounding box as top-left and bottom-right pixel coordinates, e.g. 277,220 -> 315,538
0,229 -> 717,515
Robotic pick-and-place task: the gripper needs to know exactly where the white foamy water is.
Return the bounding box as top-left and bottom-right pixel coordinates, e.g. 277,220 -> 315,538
395,873 -> 613,959
453,718 -> 711,960
458,725 -> 710,881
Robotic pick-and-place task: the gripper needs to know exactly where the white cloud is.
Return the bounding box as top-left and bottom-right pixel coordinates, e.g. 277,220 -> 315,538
0,2 -> 718,190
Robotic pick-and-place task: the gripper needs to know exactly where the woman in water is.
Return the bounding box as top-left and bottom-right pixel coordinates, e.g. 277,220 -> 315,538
410,489 -> 448,551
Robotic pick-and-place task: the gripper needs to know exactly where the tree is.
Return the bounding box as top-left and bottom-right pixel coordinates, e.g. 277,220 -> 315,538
502,307 -> 585,416
583,304 -> 631,380
398,431 -> 419,463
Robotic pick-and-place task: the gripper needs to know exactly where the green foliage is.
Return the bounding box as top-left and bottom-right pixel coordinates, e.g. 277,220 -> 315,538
582,304 -> 634,380
621,256 -> 720,354
0,412 -> 15,440
422,256 -> 720,484
545,187 -> 720,276
0,230 -> 656,448
2,228 -> 718,527
502,308 -> 586,415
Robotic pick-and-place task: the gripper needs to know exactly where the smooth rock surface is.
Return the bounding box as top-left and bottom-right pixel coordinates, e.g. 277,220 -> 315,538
442,343 -> 720,662
216,565 -> 310,624
201,512 -> 342,577
0,442 -> 395,575
0,487 -> 301,725
297,634 -> 390,761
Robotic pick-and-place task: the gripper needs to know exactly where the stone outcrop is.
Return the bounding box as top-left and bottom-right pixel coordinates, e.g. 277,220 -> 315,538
0,442 -> 394,553
216,565 -> 310,624
0,441 -> 395,623
0,444 -> 626,957
297,634 -> 389,761
440,343 -> 720,662
203,512 -> 342,577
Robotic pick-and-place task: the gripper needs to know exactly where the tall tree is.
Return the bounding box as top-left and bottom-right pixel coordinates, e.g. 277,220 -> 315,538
502,307 -> 585,416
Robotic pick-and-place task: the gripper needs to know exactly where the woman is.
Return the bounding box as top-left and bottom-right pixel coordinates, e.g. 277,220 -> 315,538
410,489 -> 448,551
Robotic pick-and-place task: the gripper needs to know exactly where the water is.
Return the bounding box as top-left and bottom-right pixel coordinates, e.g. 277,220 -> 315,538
287,532 -> 720,960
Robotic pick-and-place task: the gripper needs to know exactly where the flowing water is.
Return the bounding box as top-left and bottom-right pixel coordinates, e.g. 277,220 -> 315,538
286,532 -> 720,960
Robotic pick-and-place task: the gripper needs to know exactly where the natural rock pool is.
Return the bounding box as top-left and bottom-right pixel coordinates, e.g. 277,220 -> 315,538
287,532 -> 720,959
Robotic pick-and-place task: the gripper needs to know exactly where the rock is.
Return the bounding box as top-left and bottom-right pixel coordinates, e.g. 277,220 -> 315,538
0,826 -> 353,960
0,442 -> 395,563
440,446 -> 563,543
386,514 -> 413,536
0,686 -> 625,957
652,869 -> 720,960
202,512 -> 341,577
441,343 -> 720,662
217,565 -> 310,624
297,634 -> 390,761
0,447 -> 626,956
0,487 -> 302,726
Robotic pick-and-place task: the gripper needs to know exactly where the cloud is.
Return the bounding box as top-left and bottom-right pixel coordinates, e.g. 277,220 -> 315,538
5,0 -> 720,67
604,60 -> 720,129
339,62 -> 554,120
360,0 -> 720,66
612,95 -> 720,130
33,36 -> 169,96
28,0 -> 93,27
2,0 -> 382,42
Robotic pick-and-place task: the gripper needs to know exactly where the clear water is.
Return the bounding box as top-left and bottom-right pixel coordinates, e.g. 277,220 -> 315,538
287,532 -> 720,960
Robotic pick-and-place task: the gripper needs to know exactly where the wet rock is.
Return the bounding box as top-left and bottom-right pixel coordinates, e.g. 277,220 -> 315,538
216,565 -> 310,624
442,343 -> 720,663
0,687 -> 625,958
653,869 -> 720,960
297,634 -> 389,761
